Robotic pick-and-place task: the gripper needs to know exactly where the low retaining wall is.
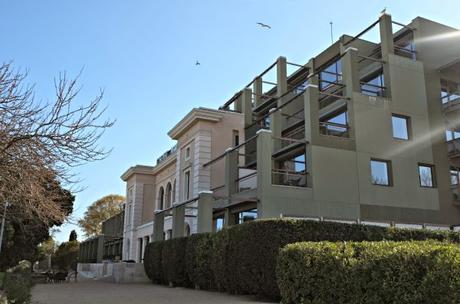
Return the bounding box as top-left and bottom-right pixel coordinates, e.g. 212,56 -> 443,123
77,262 -> 148,283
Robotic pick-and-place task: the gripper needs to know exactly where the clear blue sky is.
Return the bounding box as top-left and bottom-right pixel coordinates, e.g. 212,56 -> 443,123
1,0 -> 459,243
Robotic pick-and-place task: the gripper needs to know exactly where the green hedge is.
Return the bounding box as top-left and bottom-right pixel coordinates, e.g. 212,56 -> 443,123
161,237 -> 191,287
185,233 -> 215,290
144,219 -> 460,299
144,241 -> 165,284
276,241 -> 460,304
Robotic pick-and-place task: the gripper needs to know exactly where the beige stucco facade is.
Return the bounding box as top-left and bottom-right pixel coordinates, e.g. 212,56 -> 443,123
121,108 -> 243,261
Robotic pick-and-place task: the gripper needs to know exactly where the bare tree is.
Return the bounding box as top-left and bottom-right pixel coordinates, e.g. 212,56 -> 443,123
0,62 -> 114,222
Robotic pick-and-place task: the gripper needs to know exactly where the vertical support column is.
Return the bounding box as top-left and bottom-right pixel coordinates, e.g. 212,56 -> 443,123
379,13 -> 394,59
256,129 -> 273,217
224,148 -> 239,197
172,204 -> 185,238
197,191 -> 213,233
234,94 -> 243,113
303,80 -> 319,143
241,88 -> 253,127
379,13 -> 393,98
271,57 -> 287,144
276,56 -> 288,102
254,77 -> 263,108
153,211 -> 164,241
340,47 -> 359,139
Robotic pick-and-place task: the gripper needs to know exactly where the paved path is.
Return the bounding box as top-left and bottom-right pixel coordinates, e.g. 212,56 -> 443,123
32,281 -> 274,304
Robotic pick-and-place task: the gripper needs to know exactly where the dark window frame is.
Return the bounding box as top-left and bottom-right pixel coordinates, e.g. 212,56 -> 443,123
418,163 -> 437,188
370,158 -> 393,187
391,113 -> 411,140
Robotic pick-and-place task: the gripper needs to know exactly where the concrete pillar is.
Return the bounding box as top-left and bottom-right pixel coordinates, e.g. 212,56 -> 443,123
224,148 -> 239,197
224,209 -> 236,226
379,13 -> 393,98
153,211 -> 165,241
197,191 -> 214,233
270,109 -> 282,151
256,129 -> 273,205
379,13 -> 394,59
172,204 -> 185,238
234,94 -> 243,113
241,88 -> 253,127
340,47 -> 359,139
277,56 -> 288,102
303,82 -> 320,143
254,77 -> 263,107
341,47 -> 360,94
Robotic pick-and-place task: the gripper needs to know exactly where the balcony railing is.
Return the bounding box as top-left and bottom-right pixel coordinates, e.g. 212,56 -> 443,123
272,169 -> 308,187
235,169 -> 257,193
319,121 -> 350,138
447,138 -> 460,158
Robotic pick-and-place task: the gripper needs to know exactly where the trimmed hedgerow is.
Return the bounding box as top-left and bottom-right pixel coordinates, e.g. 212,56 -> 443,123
143,241 -> 165,284
185,233 -> 215,290
143,219 -> 460,300
211,219 -> 458,299
276,241 -> 460,304
161,237 -> 191,287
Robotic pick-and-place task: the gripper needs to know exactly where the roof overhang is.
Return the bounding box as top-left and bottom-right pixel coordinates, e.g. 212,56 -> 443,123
168,107 -> 224,140
120,165 -> 155,181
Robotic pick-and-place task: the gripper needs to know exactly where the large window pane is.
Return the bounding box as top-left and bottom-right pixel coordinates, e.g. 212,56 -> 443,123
392,114 -> 410,140
371,159 -> 391,186
419,164 -> 435,188
451,168 -> 459,186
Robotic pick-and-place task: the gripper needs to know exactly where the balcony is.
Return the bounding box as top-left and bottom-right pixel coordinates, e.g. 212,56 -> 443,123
447,138 -> 460,159
442,95 -> 460,131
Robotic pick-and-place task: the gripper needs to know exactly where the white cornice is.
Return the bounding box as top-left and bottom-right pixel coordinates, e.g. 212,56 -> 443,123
168,107 -> 224,140
120,165 -> 155,181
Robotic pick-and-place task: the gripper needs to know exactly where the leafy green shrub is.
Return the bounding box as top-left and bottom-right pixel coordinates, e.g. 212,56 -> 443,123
161,237 -> 190,287
143,219 -> 459,300
212,219 -> 458,299
276,241 -> 460,304
185,233 -> 215,290
210,228 -> 229,292
4,272 -> 32,304
143,241 -> 165,284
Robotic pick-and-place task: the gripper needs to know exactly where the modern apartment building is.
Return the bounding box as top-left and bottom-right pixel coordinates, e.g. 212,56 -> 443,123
124,13 -> 460,258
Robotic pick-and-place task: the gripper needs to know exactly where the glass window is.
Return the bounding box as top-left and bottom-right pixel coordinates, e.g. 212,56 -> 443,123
320,59 -> 342,90
392,114 -> 410,140
185,146 -> 191,160
361,73 -> 385,96
184,170 -> 191,199
451,168 -> 459,186
371,159 -> 392,186
236,208 -> 258,224
294,153 -> 306,173
418,164 -> 435,188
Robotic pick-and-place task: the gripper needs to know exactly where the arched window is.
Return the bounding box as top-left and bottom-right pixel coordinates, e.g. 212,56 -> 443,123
172,179 -> 176,203
165,182 -> 172,208
158,187 -> 165,210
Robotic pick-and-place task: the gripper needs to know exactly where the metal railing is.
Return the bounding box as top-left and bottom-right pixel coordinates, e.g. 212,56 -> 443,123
360,81 -> 386,97
272,169 -> 308,187
319,121 -> 350,138
447,138 -> 460,157
235,170 -> 257,193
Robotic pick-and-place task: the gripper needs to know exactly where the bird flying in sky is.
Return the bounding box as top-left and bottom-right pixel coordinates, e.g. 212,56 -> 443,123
256,22 -> 271,29
195,60 -> 200,66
